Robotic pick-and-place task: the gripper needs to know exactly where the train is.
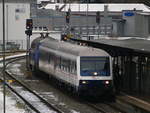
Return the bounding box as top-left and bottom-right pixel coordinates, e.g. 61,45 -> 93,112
29,35 -> 114,97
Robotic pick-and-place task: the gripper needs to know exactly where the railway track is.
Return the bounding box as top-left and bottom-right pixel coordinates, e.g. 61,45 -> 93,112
0,54 -> 64,113
1,54 -> 149,113
0,54 -> 128,113
86,102 -> 125,113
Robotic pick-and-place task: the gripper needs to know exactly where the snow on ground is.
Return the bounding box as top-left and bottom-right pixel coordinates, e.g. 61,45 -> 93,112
19,90 -> 57,113
0,53 -> 26,68
70,109 -> 80,113
0,53 -> 26,61
147,36 -> 150,40
7,63 -> 24,76
0,89 -> 26,113
39,92 -> 59,102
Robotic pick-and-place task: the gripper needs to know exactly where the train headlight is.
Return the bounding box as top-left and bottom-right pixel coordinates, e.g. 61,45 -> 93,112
93,72 -> 98,76
105,80 -> 109,85
82,81 -> 88,84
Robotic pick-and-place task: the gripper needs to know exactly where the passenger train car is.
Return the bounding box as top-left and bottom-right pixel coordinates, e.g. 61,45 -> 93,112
29,36 -> 114,96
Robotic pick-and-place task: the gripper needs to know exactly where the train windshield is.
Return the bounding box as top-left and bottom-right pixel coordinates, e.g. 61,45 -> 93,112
80,57 -> 110,76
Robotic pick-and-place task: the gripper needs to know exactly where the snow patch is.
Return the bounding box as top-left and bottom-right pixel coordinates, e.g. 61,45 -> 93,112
58,102 -> 65,106
49,94 -> 58,102
20,91 -> 40,102
0,91 -> 25,113
19,90 -> 57,113
8,63 -> 24,76
0,53 -> 26,61
0,63 -> 3,68
70,109 -> 80,113
147,38 -> 150,40
39,92 -> 54,95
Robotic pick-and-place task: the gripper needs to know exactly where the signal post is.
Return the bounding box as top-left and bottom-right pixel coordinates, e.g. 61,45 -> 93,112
25,19 -> 33,70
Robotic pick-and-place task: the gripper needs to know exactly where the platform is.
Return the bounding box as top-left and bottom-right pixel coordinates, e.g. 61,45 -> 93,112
117,93 -> 150,112
93,38 -> 150,52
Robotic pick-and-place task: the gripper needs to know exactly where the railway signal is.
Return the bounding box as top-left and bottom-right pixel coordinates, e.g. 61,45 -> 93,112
26,19 -> 33,30
25,19 -> 33,36
66,11 -> 70,23
25,19 -> 33,70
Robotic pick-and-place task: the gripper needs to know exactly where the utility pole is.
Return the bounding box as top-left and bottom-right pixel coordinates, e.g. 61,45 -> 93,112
96,11 -> 100,39
86,0 -> 89,40
2,0 -> 6,113
6,5 -> 8,43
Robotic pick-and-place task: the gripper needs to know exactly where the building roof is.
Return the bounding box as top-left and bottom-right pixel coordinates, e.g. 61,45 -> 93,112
44,3 -> 150,13
0,0 -> 36,3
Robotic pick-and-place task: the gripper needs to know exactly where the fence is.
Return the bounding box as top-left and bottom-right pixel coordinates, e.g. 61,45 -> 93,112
0,40 -> 26,52
53,24 -> 113,37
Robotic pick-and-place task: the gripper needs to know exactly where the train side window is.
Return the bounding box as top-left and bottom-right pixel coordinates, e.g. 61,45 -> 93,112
70,61 -> 77,75
48,53 -> 51,64
59,57 -> 61,69
55,56 -> 60,68
60,58 -> 70,73
75,62 -> 77,74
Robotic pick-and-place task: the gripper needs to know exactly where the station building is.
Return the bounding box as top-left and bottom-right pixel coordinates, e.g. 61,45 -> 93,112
33,3 -> 150,38
0,0 -> 36,50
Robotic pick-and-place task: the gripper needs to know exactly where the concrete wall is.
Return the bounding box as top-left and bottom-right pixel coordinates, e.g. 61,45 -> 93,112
135,14 -> 149,37
122,11 -> 150,37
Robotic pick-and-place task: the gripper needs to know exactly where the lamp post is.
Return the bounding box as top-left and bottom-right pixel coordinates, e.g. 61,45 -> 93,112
2,0 -> 6,113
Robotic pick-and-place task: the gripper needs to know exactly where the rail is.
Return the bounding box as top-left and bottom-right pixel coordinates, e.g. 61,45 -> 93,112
0,54 -> 63,113
86,102 -> 125,113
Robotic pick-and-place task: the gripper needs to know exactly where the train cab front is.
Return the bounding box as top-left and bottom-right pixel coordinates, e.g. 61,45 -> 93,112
79,80 -> 113,97
78,57 -> 114,96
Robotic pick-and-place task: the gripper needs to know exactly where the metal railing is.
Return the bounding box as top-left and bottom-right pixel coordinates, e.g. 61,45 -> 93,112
53,24 -> 113,38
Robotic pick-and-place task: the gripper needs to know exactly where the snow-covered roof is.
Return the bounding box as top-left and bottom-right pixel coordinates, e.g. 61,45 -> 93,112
44,3 -> 150,12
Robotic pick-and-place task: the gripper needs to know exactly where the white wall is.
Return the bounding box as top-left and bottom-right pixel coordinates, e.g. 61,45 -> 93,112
122,11 -> 136,37
0,3 -> 30,49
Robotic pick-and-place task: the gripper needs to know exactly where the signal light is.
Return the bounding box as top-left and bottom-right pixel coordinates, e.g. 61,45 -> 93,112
26,19 -> 33,30
61,34 -> 68,41
66,11 -> 70,23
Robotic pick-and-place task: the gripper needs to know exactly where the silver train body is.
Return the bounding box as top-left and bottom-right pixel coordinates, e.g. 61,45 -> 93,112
29,36 -> 114,96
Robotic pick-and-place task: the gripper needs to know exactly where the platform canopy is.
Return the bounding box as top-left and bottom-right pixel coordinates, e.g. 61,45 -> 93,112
71,37 -> 150,57
44,3 -> 150,13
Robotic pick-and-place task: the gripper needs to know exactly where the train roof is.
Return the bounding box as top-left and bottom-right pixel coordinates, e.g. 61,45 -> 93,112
31,36 -> 44,48
40,37 -> 110,57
